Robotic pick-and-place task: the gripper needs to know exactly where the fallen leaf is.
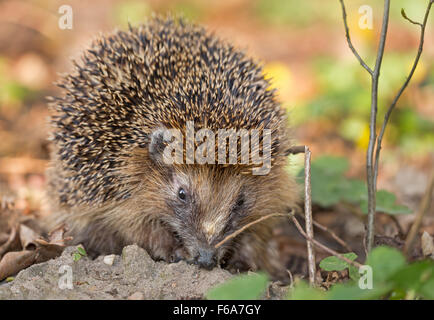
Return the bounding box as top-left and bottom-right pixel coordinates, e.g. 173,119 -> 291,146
34,238 -> 67,262
0,233 -> 10,246
0,225 -> 21,259
19,224 -> 40,250
47,224 -> 72,244
421,231 -> 434,259
0,250 -> 37,280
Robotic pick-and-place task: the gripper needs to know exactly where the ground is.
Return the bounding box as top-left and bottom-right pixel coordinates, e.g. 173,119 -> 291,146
0,244 -> 290,300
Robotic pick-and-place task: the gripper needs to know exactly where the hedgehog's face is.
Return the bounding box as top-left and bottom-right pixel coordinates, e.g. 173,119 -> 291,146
160,165 -> 256,270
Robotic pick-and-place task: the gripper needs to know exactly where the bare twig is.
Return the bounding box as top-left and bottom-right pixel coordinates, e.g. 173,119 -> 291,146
339,0 -> 433,253
374,1 -> 434,186
285,145 -> 306,155
363,0 -> 391,253
290,215 -> 363,269
404,171 -> 434,256
215,209 -> 362,271
338,0 -> 374,75
303,146 -> 316,286
214,213 -> 286,249
296,212 -> 352,252
400,8 -> 423,27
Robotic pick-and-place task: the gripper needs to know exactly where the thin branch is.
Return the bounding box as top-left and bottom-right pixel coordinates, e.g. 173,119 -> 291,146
214,213 -> 286,249
215,210 -> 363,271
400,8 -> 423,27
339,0 -> 374,75
339,0 -> 391,253
404,171 -> 434,256
303,146 -> 316,286
290,215 -> 363,269
285,145 -> 306,156
365,0 -> 390,253
374,0 -> 433,186
296,212 -> 353,252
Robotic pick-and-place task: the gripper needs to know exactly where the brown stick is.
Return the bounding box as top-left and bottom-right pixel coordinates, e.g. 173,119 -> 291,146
296,213 -> 352,252
303,146 -> 316,286
214,213 -> 286,249
338,0 -> 374,75
291,215 -> 363,269
215,209 -> 363,269
285,145 -> 306,155
404,171 -> 434,256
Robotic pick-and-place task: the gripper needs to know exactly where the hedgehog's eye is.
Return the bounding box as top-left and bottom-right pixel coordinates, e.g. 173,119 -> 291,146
233,193 -> 245,211
236,195 -> 244,207
178,188 -> 187,201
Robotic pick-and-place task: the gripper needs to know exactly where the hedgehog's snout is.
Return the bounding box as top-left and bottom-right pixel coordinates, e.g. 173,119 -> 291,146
194,247 -> 217,270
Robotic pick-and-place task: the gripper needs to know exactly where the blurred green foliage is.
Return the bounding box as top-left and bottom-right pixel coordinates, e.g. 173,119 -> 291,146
206,246 -> 434,300
297,155 -> 412,214
0,57 -> 33,110
206,272 -> 268,300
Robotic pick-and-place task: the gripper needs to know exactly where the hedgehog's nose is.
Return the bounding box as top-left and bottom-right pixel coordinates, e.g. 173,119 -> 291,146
195,248 -> 217,270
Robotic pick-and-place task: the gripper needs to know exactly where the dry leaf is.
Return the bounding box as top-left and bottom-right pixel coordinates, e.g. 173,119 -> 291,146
0,250 -> 37,280
0,225 -> 21,259
19,224 -> 40,250
47,224 -> 72,243
0,233 -> 10,246
421,231 -> 434,259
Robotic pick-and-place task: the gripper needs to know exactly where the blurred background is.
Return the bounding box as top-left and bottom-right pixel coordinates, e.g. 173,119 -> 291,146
0,0 -> 432,219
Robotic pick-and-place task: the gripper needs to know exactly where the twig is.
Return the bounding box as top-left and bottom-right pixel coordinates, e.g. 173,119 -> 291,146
339,0 -> 392,252
365,0 -> 390,253
338,0 -> 374,75
290,215 -> 363,269
400,8 -> 423,27
404,171 -> 434,256
215,210 -> 363,270
340,0 -> 433,253
296,212 -> 352,252
303,146 -> 316,286
285,145 -> 306,155
214,213 -> 286,249
374,0 -> 433,186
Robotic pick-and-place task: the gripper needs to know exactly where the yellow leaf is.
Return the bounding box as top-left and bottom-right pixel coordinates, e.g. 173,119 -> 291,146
263,61 -> 293,103
356,124 -> 370,150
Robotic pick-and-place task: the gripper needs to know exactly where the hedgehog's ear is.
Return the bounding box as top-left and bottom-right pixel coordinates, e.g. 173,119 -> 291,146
148,127 -> 183,167
148,128 -> 168,166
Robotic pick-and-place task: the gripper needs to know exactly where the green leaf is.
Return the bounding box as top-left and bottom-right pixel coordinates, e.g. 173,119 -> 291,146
73,252 -> 82,262
390,260 -> 434,293
311,156 -> 349,176
348,265 -> 360,281
341,179 -> 366,203
419,276 -> 434,299
206,273 -> 268,300
319,253 -> 357,272
327,282 -> 392,300
360,190 -> 412,215
365,246 -> 406,283
288,280 -> 326,300
389,288 -> 407,300
376,190 -> 412,214
77,246 -> 87,256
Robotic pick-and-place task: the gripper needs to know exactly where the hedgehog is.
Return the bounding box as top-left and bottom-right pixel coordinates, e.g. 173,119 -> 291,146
45,17 -> 299,278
